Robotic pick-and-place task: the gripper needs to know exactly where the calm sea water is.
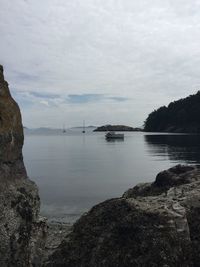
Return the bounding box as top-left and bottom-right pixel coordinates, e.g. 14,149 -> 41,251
23,131 -> 200,223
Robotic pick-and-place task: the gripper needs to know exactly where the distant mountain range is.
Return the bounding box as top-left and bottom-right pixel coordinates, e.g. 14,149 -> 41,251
23,126 -> 96,135
144,91 -> 200,133
70,126 -> 96,129
23,125 -> 144,134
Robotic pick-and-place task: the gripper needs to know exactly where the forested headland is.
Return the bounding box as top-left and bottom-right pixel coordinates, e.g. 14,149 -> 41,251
144,91 -> 200,133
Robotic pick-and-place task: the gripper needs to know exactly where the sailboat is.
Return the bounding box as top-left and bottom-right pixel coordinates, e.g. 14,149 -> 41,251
62,124 -> 66,133
82,120 -> 85,133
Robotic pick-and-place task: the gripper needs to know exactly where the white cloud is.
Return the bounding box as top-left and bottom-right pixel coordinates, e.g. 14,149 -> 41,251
1,0 -> 200,127
40,100 -> 49,106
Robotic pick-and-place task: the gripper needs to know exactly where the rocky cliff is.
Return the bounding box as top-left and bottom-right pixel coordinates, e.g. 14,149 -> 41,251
46,165 -> 200,266
0,65 -> 47,267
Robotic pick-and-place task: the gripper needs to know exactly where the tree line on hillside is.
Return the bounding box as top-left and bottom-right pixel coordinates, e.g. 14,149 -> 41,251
144,91 -> 200,133
94,125 -> 142,132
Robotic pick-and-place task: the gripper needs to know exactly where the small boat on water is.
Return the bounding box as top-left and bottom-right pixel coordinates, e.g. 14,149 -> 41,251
62,124 -> 66,133
105,131 -> 124,140
82,120 -> 86,133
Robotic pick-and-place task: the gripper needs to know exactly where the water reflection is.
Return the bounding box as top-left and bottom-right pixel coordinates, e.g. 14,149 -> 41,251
144,134 -> 200,164
106,139 -> 124,143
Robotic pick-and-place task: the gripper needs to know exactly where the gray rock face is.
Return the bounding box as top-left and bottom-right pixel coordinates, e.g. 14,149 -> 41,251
0,66 -> 24,164
0,65 -> 47,267
46,165 -> 200,266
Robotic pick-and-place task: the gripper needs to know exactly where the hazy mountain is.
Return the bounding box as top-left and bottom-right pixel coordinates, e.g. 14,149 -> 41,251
24,126 -> 96,135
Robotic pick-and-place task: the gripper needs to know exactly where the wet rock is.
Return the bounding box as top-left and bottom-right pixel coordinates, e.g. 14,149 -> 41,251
123,165 -> 198,198
46,165 -> 200,266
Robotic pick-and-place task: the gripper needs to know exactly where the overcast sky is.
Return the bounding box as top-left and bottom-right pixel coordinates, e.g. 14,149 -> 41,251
1,0 -> 200,128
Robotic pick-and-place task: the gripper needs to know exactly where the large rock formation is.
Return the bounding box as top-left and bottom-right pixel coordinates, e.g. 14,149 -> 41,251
46,165 -> 200,266
0,65 -> 47,267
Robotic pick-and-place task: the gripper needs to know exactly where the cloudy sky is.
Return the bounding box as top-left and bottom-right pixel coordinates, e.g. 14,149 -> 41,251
1,0 -> 200,128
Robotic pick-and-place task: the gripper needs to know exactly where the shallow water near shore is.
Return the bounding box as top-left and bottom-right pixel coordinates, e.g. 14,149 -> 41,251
23,130 -> 200,223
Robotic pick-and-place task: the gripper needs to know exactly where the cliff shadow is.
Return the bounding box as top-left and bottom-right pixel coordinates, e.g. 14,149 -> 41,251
144,134 -> 200,164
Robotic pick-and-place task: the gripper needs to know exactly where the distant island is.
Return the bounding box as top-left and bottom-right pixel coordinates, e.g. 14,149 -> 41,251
23,126 -> 96,135
70,126 -> 96,130
94,125 -> 142,132
144,91 -> 200,133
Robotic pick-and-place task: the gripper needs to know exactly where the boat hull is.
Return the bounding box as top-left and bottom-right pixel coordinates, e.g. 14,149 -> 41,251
105,132 -> 124,140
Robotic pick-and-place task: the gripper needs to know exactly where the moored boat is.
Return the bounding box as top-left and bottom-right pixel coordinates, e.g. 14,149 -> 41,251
105,131 -> 124,140
82,120 -> 86,133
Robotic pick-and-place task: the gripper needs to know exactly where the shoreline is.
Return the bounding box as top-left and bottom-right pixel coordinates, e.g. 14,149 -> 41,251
45,164 -> 200,266
44,221 -> 72,262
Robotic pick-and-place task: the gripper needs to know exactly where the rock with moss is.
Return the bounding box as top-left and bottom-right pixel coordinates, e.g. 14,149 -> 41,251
0,65 -> 47,267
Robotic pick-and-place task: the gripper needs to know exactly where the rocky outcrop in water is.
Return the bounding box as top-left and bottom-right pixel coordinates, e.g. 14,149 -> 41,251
0,65 -> 47,267
94,125 -> 142,132
46,165 -> 200,266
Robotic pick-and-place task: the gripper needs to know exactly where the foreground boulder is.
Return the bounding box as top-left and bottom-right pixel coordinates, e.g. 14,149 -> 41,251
46,165 -> 200,266
0,65 -> 47,267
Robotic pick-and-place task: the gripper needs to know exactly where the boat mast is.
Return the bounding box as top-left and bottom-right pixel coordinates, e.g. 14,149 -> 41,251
82,120 -> 85,133
63,123 -> 66,133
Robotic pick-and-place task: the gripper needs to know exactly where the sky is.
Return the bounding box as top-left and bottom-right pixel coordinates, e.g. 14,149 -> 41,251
1,0 -> 200,128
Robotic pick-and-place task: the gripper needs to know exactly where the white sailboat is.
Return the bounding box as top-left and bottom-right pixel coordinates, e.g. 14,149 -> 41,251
62,124 -> 66,133
82,120 -> 85,133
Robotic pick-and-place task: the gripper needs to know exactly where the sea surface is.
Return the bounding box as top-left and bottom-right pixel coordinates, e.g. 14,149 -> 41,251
23,130 -> 200,223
